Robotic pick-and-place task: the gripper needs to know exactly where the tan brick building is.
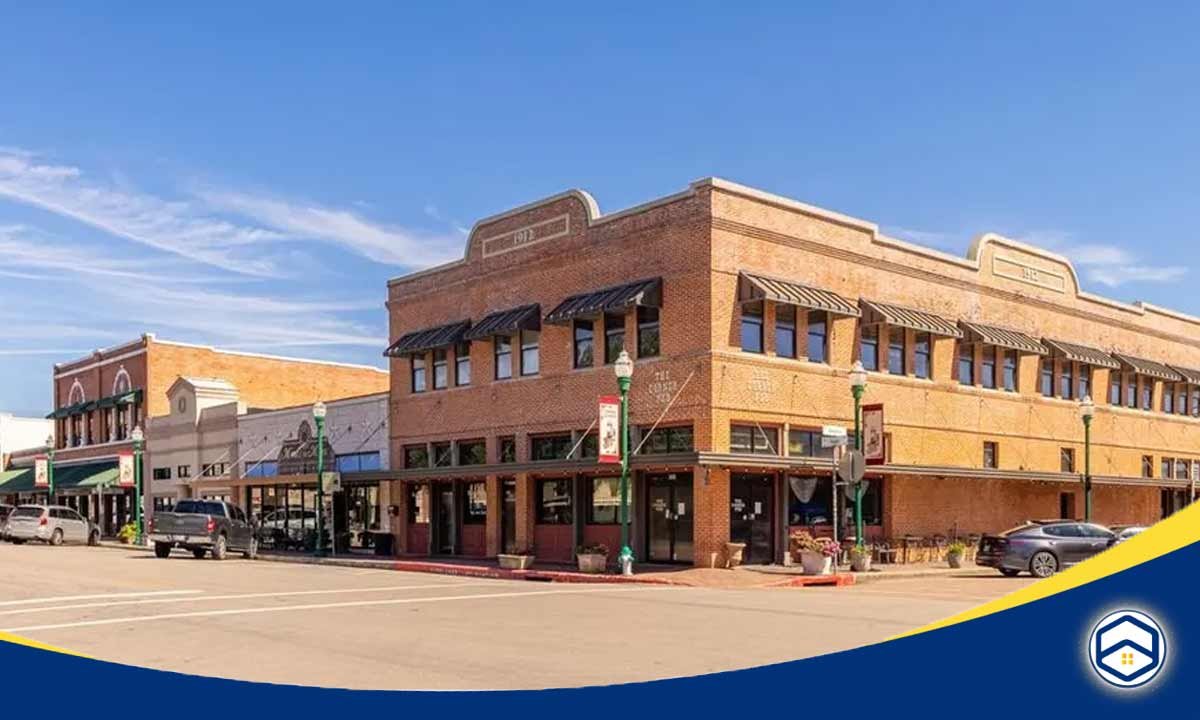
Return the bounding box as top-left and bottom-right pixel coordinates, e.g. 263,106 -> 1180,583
4,334 -> 388,535
384,178 -> 1200,567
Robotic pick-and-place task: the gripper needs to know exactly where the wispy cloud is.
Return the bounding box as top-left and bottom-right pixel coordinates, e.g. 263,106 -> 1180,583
1018,231 -> 1190,289
884,226 -> 964,252
0,149 -> 284,276
200,189 -> 463,267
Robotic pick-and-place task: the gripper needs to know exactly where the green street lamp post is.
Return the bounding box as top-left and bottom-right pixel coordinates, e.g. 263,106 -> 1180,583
848,361 -> 868,548
1080,395 -> 1094,523
45,434 -> 55,505
131,425 -> 145,544
614,350 -> 635,576
313,401 -> 327,557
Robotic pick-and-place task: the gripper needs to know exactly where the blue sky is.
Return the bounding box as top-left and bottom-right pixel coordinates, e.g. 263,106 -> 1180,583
2,3 -> 1198,417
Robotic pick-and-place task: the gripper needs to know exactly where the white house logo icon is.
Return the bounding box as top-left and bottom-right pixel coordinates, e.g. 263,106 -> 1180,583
1088,610 -> 1166,688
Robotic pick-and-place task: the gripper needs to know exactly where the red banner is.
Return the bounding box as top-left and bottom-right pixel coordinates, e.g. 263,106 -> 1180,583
598,395 -> 621,464
862,403 -> 885,465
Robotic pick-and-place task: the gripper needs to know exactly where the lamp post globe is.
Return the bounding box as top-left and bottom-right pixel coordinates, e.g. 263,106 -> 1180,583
313,401 -> 327,556
1080,395 -> 1094,523
613,350 -> 634,575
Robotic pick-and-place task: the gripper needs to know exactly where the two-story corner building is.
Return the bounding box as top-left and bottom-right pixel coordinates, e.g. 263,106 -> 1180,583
231,392 -> 390,553
37,333 -> 389,535
384,178 -> 1200,568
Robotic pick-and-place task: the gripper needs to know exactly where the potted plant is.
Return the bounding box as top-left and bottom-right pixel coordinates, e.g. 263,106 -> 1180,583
849,544 -> 873,572
576,543 -> 609,573
792,530 -> 837,575
946,541 -> 966,568
498,547 -> 535,570
117,522 -> 138,545
725,541 -> 746,568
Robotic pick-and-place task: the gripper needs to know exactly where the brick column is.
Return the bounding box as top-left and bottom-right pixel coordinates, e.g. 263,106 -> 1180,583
514,472 -> 535,553
693,466 -> 730,568
485,474 -> 501,556
394,480 -> 410,553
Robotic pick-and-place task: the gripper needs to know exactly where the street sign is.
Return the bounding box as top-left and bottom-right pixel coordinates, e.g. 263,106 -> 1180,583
821,425 -> 848,448
837,449 -> 866,484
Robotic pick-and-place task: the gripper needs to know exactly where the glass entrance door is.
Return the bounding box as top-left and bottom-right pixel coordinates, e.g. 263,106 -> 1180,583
501,479 -> 517,554
646,474 -> 693,563
730,474 -> 774,564
435,483 -> 455,554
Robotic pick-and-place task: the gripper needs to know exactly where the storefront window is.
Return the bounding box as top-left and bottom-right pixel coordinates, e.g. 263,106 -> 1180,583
638,425 -> 694,454
588,477 -> 625,524
787,475 -> 831,525
536,479 -> 572,524
787,429 -> 835,458
531,434 -> 573,461
463,481 -> 487,524
407,484 -> 428,524
403,445 -> 429,469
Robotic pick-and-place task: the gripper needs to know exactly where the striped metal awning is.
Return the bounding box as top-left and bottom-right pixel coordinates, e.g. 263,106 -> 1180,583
959,322 -> 1046,355
544,277 -> 662,325
737,272 -> 859,317
463,304 -> 541,340
1169,365 -> 1200,385
1041,339 -> 1121,370
383,320 -> 471,357
859,300 -> 961,338
1113,353 -> 1183,381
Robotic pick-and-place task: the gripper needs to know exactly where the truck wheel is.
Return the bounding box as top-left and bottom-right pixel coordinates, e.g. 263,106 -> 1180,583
155,542 -> 172,558
242,536 -> 258,560
192,548 -> 207,559
211,534 -> 228,560
49,529 -> 64,546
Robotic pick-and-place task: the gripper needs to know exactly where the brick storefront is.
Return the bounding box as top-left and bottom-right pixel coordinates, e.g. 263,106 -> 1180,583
385,179 -> 1200,568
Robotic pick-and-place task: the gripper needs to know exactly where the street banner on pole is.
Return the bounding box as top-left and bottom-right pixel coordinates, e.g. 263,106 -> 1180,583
34,457 -> 48,487
862,403 -> 885,465
118,452 -> 136,487
598,395 -> 621,464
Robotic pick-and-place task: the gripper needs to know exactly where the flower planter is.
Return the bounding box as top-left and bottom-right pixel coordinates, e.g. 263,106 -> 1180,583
498,553 -> 535,570
576,553 -> 607,574
850,553 -> 872,572
800,550 -> 833,576
947,552 -> 963,569
725,542 -> 746,568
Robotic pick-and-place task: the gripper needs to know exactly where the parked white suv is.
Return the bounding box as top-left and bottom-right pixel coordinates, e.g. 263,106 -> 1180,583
5,505 -> 99,546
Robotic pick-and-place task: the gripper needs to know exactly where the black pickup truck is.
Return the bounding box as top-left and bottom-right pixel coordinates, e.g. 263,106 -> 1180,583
148,499 -> 257,560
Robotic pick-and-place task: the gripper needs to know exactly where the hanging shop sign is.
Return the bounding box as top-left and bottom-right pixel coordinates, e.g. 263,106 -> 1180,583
118,452 -> 136,487
598,395 -> 621,464
862,403 -> 886,465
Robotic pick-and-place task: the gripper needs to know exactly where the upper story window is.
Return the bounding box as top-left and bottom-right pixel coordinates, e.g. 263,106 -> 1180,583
637,306 -> 660,358
495,336 -> 513,380
520,329 -> 539,376
806,311 -> 828,364
1059,361 -> 1074,400
1060,447 -> 1076,474
860,324 -> 879,371
454,342 -> 471,386
1002,350 -> 1018,392
432,442 -> 453,468
1125,374 -> 1136,408
887,327 -> 905,376
775,305 -> 796,359
1192,387 -> 1200,417
1042,358 -> 1056,398
913,333 -> 931,379
457,440 -> 486,466
1142,455 -> 1154,478
1109,372 -> 1121,405
499,436 -> 516,463
983,441 -> 998,469
531,434 -> 573,461
432,349 -> 448,390
604,312 -> 625,364
1161,457 -> 1173,479
730,424 -> 778,455
403,445 -> 429,469
957,343 -> 975,386
1175,384 -> 1189,416
411,355 -> 427,393
1141,379 -> 1153,411
980,348 -> 997,390
1163,382 -> 1176,414
740,301 -> 764,353
573,320 -> 594,368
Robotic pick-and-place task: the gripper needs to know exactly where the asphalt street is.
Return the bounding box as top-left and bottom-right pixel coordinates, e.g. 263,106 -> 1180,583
0,544 -> 1031,689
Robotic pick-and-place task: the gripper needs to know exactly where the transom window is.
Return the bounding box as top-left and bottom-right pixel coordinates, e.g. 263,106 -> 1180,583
531,434 -> 573,461
806,311 -> 828,364
637,425 -> 694,454
574,320 -> 595,368
730,424 -> 778,455
457,440 -> 486,466
637,306 -> 661,359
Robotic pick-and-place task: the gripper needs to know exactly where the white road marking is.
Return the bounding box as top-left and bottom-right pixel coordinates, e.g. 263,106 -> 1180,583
0,581 -> 499,616
0,590 -> 203,607
4,585 -> 667,633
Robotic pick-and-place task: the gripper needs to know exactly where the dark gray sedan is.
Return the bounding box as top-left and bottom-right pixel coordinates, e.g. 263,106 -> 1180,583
976,521 -> 1115,578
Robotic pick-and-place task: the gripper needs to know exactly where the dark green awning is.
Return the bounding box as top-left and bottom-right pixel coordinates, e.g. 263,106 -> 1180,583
0,468 -> 34,494
53,461 -> 119,491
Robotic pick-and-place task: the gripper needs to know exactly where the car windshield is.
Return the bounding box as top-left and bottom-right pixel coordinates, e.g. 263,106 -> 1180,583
1000,523 -> 1040,537
173,500 -> 225,516
11,506 -> 44,518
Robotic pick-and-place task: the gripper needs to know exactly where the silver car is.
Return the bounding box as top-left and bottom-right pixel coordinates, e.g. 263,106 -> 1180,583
976,520 -> 1115,578
5,504 -> 100,546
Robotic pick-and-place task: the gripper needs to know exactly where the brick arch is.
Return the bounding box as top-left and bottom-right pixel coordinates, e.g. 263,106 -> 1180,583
68,379 -> 86,405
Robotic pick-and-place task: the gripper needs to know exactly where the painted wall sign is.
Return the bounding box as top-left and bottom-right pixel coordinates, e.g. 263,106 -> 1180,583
598,395 -> 621,464
480,214 -> 571,258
